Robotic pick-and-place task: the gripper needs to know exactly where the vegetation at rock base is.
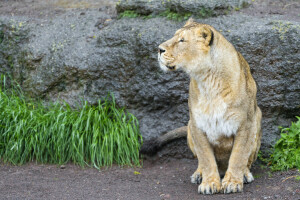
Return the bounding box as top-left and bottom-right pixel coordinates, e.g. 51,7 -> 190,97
198,7 -> 213,18
118,7 -> 213,21
0,75 -> 142,169
158,9 -> 192,21
259,117 -> 300,171
118,10 -> 140,19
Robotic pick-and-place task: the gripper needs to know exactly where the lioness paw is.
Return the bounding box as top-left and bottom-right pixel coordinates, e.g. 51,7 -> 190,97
198,178 -> 221,195
243,170 -> 254,184
221,172 -> 243,194
191,171 -> 202,184
222,181 -> 243,193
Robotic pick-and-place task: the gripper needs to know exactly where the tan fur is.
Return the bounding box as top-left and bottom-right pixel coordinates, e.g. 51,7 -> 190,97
158,18 -> 262,194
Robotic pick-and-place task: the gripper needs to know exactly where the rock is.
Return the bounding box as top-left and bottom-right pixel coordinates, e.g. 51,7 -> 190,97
116,0 -> 251,17
0,11 -> 299,157
0,18 -> 29,80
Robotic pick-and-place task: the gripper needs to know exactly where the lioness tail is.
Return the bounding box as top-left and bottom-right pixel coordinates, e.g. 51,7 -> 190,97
140,126 -> 187,155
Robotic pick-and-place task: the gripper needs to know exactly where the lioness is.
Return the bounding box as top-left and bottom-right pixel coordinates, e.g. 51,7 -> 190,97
157,19 -> 262,194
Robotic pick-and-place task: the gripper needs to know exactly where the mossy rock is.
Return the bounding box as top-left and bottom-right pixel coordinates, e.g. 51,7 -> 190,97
116,0 -> 251,18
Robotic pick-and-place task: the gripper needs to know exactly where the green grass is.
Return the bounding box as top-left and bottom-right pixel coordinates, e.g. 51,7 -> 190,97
0,75 -> 143,169
118,10 -> 140,18
258,117 -> 300,171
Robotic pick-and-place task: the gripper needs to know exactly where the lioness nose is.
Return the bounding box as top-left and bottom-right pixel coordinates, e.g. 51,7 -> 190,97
158,47 -> 166,55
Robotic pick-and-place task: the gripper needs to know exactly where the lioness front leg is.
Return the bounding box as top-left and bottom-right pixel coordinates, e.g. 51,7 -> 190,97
222,125 -> 255,193
187,123 -> 203,184
189,122 -> 221,194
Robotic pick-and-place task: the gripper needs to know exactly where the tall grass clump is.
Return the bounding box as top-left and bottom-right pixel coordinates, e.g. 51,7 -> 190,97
0,75 -> 142,169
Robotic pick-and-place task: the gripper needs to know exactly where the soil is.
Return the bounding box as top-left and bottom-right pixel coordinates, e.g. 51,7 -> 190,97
0,0 -> 299,199
0,159 -> 299,200
240,0 -> 300,22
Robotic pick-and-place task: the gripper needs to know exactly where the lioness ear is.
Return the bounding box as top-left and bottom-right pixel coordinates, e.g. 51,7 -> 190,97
184,18 -> 194,27
197,27 -> 214,46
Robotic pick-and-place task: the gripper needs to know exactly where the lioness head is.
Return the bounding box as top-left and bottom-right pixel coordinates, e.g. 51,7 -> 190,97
158,18 -> 215,73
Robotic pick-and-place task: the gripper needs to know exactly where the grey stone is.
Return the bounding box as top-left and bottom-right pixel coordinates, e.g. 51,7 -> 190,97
116,0 -> 251,16
0,11 -> 299,157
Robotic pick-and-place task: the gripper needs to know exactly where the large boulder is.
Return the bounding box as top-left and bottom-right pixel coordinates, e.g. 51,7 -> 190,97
0,10 -> 299,157
116,0 -> 251,16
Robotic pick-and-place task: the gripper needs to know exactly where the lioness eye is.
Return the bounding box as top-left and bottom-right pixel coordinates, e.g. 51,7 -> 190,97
179,38 -> 184,42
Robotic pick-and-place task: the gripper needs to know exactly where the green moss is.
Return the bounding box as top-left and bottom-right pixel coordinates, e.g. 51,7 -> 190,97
272,21 -> 299,41
0,21 -> 28,49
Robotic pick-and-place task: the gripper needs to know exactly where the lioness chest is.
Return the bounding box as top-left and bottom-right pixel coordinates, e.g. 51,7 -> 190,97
190,80 -> 240,145
192,100 -> 239,145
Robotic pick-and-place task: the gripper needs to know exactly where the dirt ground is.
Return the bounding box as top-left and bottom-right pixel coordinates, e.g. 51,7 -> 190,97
241,0 -> 300,21
0,159 -> 299,200
0,0 -> 300,199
